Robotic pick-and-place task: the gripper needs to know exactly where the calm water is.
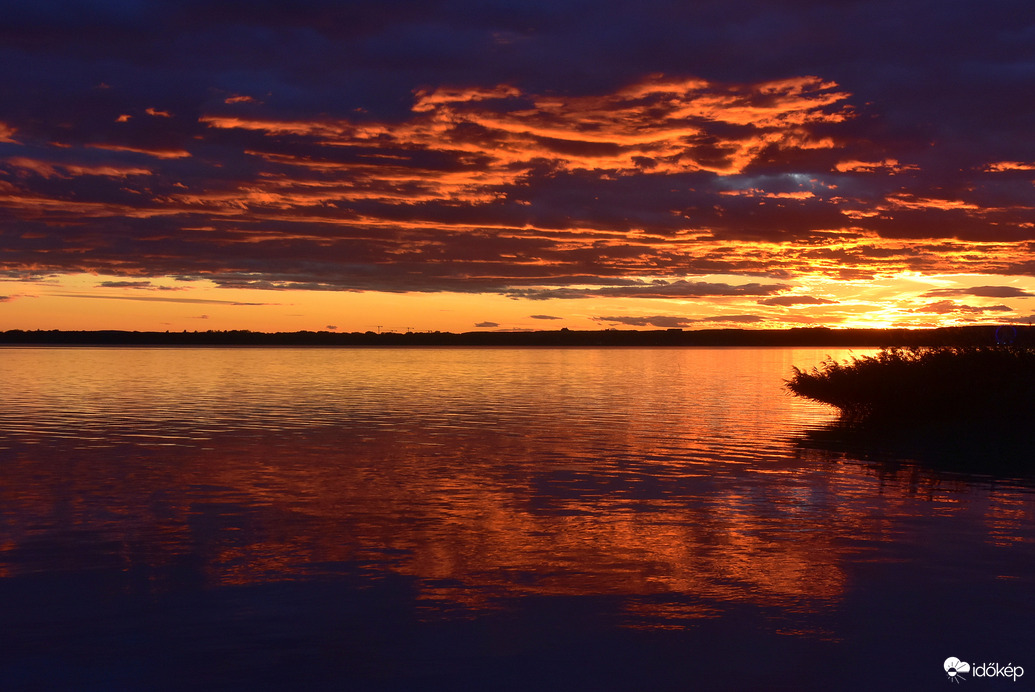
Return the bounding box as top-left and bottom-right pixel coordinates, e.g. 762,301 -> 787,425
1,347 -> 1032,691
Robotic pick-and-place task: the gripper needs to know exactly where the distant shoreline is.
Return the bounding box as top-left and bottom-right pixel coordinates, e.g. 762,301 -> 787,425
1,325 -> 1029,347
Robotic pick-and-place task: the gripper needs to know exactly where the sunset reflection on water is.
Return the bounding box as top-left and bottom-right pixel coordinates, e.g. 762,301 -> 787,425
1,347 -> 1033,690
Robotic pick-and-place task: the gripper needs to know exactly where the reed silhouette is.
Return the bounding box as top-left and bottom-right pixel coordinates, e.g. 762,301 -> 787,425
788,346 -> 1035,477
786,346 -> 1035,426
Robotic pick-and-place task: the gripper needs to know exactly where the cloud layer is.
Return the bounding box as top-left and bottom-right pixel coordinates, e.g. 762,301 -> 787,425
1,0 -> 1033,314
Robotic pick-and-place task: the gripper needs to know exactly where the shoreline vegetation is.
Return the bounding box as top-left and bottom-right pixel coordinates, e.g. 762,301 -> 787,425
786,345 -> 1035,426
1,325 -> 1032,347
788,345 -> 1035,475
782,343 -> 1035,475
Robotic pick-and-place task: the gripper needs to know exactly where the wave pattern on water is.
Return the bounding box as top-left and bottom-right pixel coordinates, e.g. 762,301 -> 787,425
1,347 -> 837,453
1,346 -> 1033,654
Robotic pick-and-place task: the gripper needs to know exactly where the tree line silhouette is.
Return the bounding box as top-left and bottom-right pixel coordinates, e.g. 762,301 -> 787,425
2,325 -> 1031,347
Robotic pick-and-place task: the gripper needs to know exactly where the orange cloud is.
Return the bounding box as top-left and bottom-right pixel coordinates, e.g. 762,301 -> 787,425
719,189 -> 816,199
5,157 -> 151,179
205,75 -> 850,179
984,161 -> 1035,172
199,115 -> 345,138
883,194 -> 980,211
3,73 -> 1034,313
834,159 -> 919,173
86,143 -> 191,159
194,75 -> 853,221
411,84 -> 523,111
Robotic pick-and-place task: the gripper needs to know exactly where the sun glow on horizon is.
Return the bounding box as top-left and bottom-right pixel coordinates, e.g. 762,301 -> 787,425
4,269 -> 1034,333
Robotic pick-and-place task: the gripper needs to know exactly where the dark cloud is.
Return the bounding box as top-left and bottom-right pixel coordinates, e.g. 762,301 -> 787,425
912,300 -> 1013,315
474,321 -> 499,327
0,0 -> 1033,297
757,295 -> 837,306
530,314 -> 562,320
996,315 -> 1035,325
699,314 -> 765,323
507,281 -> 787,301
98,280 -> 155,288
593,315 -> 693,328
52,293 -> 275,306
922,285 -> 1035,299
593,313 -> 764,328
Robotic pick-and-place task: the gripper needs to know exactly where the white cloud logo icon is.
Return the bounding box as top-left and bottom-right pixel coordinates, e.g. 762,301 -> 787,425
945,657 -> 971,683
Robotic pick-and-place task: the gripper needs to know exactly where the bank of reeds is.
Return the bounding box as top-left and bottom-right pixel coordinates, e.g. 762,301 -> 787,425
786,346 -> 1035,426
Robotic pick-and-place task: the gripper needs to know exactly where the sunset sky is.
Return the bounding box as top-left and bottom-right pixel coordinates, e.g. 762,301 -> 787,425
2,0 -> 1034,332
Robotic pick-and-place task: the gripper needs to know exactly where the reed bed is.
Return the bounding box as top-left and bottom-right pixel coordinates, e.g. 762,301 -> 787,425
786,346 -> 1035,426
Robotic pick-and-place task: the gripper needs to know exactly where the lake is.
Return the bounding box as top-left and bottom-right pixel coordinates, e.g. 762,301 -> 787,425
1,347 -> 1032,691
